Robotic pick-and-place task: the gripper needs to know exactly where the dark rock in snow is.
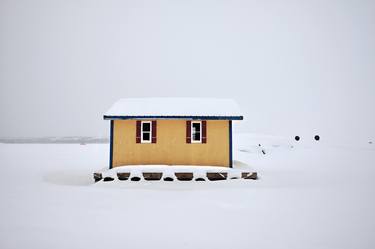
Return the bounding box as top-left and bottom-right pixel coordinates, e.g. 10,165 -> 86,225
103,177 -> 114,182
241,172 -> 258,180
207,172 -> 227,181
175,172 -> 193,181
130,177 -> 141,181
295,136 -> 300,141
93,173 -> 103,182
195,177 -> 206,181
143,172 -> 162,181
117,173 -> 130,181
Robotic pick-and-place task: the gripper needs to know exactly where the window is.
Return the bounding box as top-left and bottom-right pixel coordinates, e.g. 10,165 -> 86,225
186,120 -> 206,144
136,120 -> 157,144
141,121 -> 152,143
191,121 -> 202,143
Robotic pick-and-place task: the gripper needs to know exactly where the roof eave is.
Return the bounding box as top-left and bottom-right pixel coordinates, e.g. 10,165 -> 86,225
103,115 -> 244,121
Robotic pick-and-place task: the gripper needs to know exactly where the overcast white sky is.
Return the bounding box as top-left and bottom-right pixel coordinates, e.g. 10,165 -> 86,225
1,0 -> 374,142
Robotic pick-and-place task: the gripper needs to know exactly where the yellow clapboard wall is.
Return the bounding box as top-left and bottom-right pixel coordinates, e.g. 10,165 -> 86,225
112,120 -> 230,167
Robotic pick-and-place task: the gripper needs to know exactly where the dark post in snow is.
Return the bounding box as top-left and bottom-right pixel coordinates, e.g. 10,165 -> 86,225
258,144 -> 266,155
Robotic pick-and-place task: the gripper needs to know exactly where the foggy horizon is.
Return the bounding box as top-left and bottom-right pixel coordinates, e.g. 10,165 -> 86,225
1,0 -> 374,143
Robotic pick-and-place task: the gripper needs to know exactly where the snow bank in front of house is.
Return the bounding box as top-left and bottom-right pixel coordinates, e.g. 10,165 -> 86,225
104,98 -> 242,117
2,134 -> 375,249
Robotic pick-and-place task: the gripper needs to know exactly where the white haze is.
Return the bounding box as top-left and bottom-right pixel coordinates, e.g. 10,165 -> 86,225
1,0 -> 374,143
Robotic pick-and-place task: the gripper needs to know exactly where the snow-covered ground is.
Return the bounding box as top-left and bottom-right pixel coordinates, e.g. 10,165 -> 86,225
0,133 -> 374,249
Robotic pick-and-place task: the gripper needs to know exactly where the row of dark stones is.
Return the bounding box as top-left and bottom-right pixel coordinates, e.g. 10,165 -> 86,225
295,136 -> 373,144
94,172 -> 257,182
295,135 -> 320,141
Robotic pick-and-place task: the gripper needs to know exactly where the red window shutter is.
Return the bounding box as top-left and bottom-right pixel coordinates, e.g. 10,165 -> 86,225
186,120 -> 191,143
136,121 -> 141,143
152,121 -> 157,143
202,120 -> 207,143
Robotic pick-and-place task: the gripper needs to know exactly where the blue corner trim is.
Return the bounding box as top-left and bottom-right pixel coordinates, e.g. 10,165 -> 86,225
229,120 -> 233,168
103,115 -> 243,121
109,120 -> 114,169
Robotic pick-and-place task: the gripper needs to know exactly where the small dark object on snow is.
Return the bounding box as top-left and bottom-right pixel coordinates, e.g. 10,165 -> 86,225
314,135 -> 320,141
175,172 -> 193,181
163,177 -> 174,181
258,144 -> 266,154
130,176 -> 141,181
93,173 -> 103,182
117,172 -> 130,181
369,141 -> 373,144
295,136 -> 300,141
195,177 -> 206,181
103,177 -> 114,182
207,172 -> 228,181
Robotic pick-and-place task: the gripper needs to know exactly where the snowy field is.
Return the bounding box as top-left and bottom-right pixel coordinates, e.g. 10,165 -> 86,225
0,133 -> 374,249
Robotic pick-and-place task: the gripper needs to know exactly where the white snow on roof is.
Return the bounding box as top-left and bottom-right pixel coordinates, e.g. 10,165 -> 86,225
104,98 -> 242,118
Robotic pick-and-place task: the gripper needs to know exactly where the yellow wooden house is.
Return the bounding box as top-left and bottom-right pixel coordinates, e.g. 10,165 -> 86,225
103,98 -> 243,168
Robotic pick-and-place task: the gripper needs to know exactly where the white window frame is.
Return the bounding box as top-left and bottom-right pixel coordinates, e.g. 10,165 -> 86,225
141,121 -> 152,144
191,121 -> 202,143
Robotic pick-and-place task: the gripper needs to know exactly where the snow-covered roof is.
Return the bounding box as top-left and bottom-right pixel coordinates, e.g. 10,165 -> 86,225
103,98 -> 243,120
